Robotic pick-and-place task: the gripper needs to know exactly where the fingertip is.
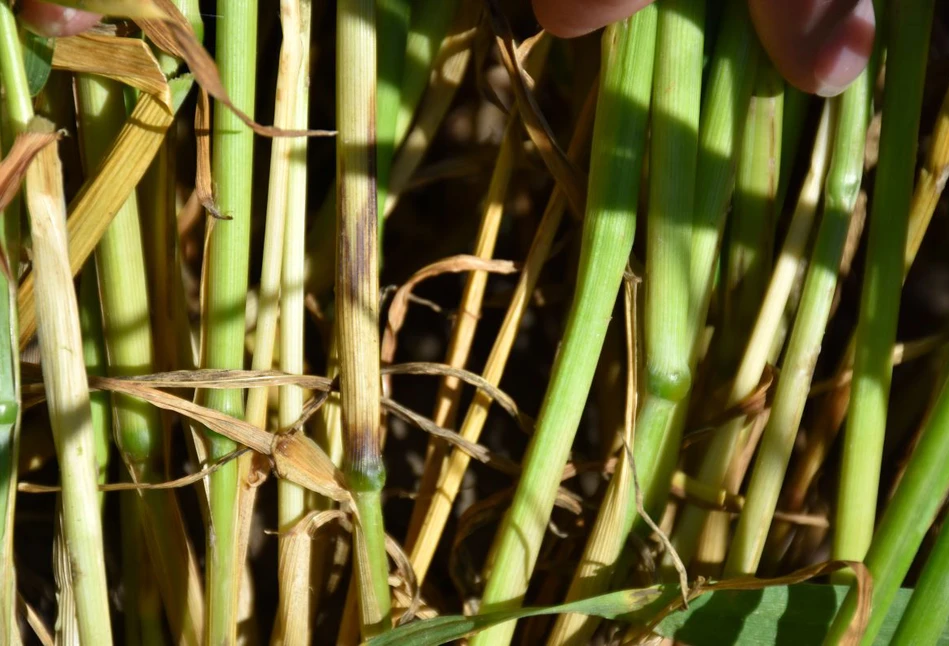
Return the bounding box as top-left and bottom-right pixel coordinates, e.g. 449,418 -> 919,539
532,0 -> 653,39
812,0 -> 876,97
19,0 -> 101,38
750,0 -> 875,97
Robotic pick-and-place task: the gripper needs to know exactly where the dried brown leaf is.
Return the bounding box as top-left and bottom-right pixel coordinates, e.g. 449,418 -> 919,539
52,34 -> 170,107
192,87 -> 222,217
0,119 -> 60,215
382,255 -> 518,363
485,0 -> 587,218
18,448 -> 248,494
18,92 -> 173,347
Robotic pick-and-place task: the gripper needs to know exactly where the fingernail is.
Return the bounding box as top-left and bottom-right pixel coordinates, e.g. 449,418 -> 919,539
814,0 -> 875,97
815,46 -> 867,97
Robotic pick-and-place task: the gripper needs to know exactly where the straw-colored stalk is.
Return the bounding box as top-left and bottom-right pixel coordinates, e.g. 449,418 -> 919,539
405,40 -> 550,550
236,0 -> 307,601
76,73 -> 204,645
200,0 -> 258,642
272,1 -> 314,643
26,117 -> 112,644
470,10 -> 657,645
407,78 -> 597,586
337,0 -> 391,637
0,3 -> 30,639
725,69 -> 870,576
834,0 -> 934,566
305,0 -> 478,298
402,117 -> 519,549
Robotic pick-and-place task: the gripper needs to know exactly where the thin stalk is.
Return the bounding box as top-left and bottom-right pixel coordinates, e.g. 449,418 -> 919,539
394,0 -> 457,146
717,58 -> 783,377
77,269 -> 111,503
306,0 -> 478,297
618,0 -> 711,576
470,9 -> 657,645
725,70 -> 870,576
834,0 -> 934,565
403,117 -> 520,550
404,39 -> 551,549
26,117 -> 112,645
273,1 -> 314,643
376,0 -> 410,223
547,275 -> 638,646
77,74 -> 204,645
890,508 -> 949,645
673,55 -> 795,571
200,0 -> 257,642
572,0 -> 753,623
826,368 -> 949,645
407,79 -> 597,586
337,0 -> 390,637
774,87 -> 811,215
0,4 -> 30,640
773,80 -> 949,553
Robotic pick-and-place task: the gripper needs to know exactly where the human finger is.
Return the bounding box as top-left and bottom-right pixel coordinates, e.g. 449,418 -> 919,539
748,0 -> 875,97
19,0 -> 101,38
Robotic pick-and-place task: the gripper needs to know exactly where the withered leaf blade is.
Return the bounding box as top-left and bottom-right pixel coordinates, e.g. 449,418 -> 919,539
382,255 -> 518,363
18,92 -> 174,347
485,0 -> 587,218
0,117 -> 60,215
52,34 -> 171,108
271,432 -> 352,506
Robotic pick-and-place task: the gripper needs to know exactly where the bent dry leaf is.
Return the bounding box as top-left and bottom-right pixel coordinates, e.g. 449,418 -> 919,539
52,34 -> 171,108
484,0 -> 586,218
18,91 -> 174,347
0,119 -> 61,216
382,255 -> 518,363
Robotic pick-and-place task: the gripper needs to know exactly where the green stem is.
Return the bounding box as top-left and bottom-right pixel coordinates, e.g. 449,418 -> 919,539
78,267 -> 111,505
725,69 -> 870,576
376,0 -> 410,223
0,22 -> 20,642
890,505 -> 949,645
77,74 -> 204,645
833,0 -> 934,565
718,57 -> 782,377
394,0 -> 456,146
471,9 -> 657,645
826,367 -> 949,645
202,0 -> 258,642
